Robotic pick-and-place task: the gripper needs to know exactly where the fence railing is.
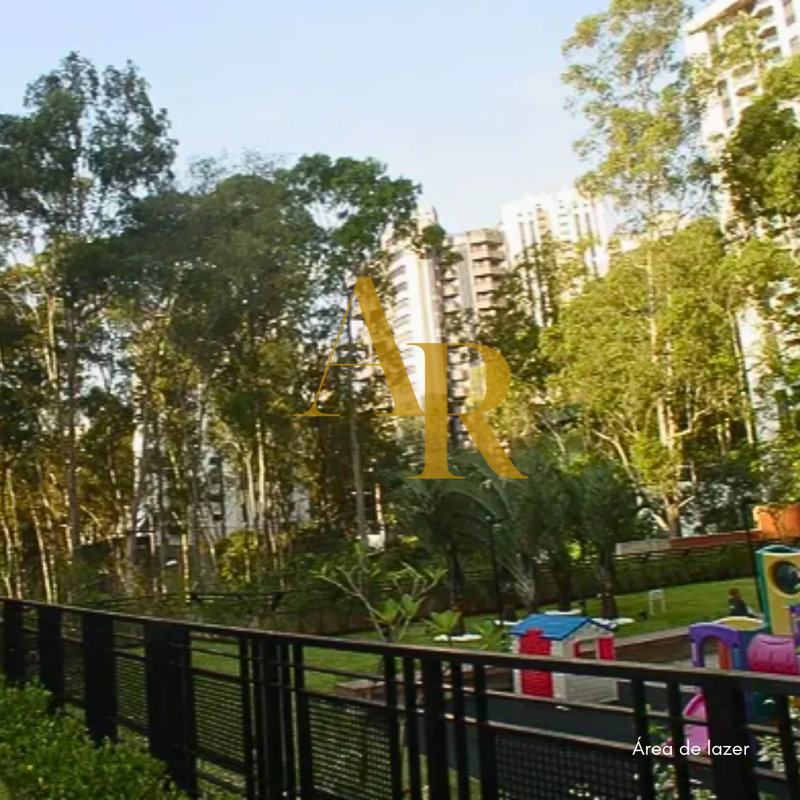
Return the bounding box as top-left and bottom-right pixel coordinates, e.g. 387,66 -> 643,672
87,538 -> 771,634
1,597 -> 799,799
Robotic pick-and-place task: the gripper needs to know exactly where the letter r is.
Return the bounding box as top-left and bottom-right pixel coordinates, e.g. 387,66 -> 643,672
409,342 -> 527,479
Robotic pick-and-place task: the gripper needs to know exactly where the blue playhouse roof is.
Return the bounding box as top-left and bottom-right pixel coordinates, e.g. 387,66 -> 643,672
509,614 -> 614,641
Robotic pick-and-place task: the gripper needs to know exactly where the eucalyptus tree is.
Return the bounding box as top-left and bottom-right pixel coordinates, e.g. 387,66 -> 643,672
561,1 -> 722,534
0,52 -> 175,556
546,220 -> 753,534
286,155 -> 420,545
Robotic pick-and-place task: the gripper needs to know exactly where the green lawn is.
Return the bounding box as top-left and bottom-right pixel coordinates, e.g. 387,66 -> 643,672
571,575 -> 759,638
188,576 -> 759,693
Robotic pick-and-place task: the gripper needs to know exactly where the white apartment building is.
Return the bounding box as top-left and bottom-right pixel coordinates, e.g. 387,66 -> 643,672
685,0 -> 800,442
500,189 -> 612,279
355,207 -> 441,407
354,209 -> 507,415
686,0 -> 799,154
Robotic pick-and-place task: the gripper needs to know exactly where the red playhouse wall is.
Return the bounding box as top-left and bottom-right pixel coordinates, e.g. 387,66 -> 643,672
598,637 -> 615,660
519,630 -> 554,697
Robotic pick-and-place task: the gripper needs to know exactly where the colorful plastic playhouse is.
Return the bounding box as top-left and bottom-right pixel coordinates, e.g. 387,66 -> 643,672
682,544 -> 800,752
510,614 -> 618,703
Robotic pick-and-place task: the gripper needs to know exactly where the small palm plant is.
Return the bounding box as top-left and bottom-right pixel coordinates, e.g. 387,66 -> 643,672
426,609 -> 464,645
472,621 -> 510,652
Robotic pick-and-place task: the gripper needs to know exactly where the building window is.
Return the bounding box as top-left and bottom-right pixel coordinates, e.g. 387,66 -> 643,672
792,35 -> 800,52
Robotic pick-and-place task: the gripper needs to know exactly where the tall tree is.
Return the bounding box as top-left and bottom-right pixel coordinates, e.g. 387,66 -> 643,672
562,0 -> 709,534
0,52 -> 175,553
546,220 -> 752,534
287,155 -> 419,545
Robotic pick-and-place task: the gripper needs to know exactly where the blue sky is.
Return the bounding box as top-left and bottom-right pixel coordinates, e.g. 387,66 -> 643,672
0,0 -> 609,232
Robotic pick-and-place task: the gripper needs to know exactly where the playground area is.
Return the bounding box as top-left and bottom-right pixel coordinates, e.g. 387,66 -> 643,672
3,559 -> 798,800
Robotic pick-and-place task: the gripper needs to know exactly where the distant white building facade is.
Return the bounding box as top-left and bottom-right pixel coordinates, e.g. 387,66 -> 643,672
685,0 -> 800,441
686,0 -> 799,155
500,189 -> 612,278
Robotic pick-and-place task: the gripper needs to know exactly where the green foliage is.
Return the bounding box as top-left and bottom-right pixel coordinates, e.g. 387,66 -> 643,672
426,609 -> 464,643
471,621 -> 510,652
562,0 -> 703,229
315,544 -> 445,642
545,219 -> 759,534
0,682 -> 223,799
722,54 -> 800,226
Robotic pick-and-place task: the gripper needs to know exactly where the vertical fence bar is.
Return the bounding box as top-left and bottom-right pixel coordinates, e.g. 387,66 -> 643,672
144,621 -> 197,796
239,636 -> 258,800
473,663 -> 497,800
261,640 -> 286,800
169,625 -> 197,797
279,642 -> 296,793
774,693 -> 800,800
450,662 -> 470,800
403,656 -> 423,800
666,681 -> 692,800
292,643 -> 313,798
82,611 -> 117,744
252,638 -> 269,800
631,679 -> 656,800
383,653 -> 404,800
703,677 -> 758,799
38,605 -> 64,709
422,657 -> 449,799
2,600 -> 25,684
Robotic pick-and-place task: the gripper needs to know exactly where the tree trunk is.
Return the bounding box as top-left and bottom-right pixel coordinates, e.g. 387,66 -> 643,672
645,246 -> 683,537
64,303 -> 81,553
345,307 -> 368,546
729,309 -> 758,446
449,543 -> 466,636
598,548 -> 618,620
664,493 -> 682,538
0,465 -> 21,598
526,555 -> 539,614
552,557 -> 573,611
31,510 -> 53,603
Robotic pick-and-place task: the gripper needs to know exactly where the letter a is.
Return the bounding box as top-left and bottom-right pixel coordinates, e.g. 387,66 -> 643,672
295,277 -> 423,418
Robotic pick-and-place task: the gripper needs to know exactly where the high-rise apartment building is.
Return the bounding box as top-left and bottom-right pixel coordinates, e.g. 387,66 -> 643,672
499,189 -> 612,327
685,0 -> 800,441
686,0 -> 799,154
500,189 -> 611,277
443,228 -> 507,420
354,212 -> 508,430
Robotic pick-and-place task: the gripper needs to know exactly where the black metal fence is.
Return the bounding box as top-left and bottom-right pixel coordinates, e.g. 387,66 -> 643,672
84,540 -> 765,636
2,598 -> 800,799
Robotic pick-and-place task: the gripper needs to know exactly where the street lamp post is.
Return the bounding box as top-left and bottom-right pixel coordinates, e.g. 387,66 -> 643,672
486,515 -> 504,625
480,479 -> 505,625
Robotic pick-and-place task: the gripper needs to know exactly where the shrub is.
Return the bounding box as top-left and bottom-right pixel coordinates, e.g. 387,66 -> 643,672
0,682 -> 231,799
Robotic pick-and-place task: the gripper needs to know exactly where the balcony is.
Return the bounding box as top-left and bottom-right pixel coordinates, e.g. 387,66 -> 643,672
759,19 -> 779,38
754,0 -> 775,16
734,72 -> 758,95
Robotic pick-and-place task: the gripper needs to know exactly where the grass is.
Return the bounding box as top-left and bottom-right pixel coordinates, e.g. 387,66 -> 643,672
188,576 -> 759,693
573,575 -> 759,638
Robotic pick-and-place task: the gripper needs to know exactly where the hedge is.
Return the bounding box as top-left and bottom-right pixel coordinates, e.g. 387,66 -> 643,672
0,682 -> 234,799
